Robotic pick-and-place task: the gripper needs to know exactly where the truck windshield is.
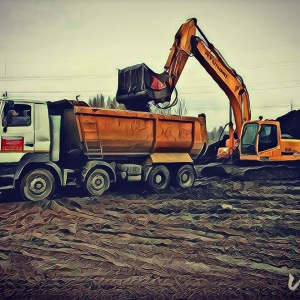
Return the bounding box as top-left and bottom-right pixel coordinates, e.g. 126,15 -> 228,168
241,123 -> 258,155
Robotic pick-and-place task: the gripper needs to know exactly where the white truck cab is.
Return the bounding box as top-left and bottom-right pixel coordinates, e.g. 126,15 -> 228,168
0,98 -> 58,201
0,99 -> 50,163
0,98 -> 116,201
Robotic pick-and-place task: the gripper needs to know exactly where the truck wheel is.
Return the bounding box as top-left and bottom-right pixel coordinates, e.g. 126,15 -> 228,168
85,168 -> 110,196
20,168 -> 55,201
176,165 -> 195,188
148,165 -> 170,190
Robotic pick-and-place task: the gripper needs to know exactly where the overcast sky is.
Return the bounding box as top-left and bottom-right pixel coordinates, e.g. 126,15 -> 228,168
0,0 -> 299,130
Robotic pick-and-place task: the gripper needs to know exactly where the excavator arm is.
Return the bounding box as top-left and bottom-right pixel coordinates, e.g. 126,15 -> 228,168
116,18 -> 251,140
163,18 -> 197,92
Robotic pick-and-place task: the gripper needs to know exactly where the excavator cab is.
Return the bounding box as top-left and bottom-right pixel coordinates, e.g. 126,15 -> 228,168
240,121 -> 280,159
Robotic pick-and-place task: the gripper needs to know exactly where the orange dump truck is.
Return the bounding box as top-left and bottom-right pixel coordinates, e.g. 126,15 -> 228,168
0,99 -> 207,201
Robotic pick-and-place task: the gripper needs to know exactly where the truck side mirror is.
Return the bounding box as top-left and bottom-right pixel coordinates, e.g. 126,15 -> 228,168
7,100 -> 15,109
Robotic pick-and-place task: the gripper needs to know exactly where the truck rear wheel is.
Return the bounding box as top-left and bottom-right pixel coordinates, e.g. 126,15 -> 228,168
85,168 -> 110,196
176,165 -> 195,188
148,165 -> 170,190
20,168 -> 55,201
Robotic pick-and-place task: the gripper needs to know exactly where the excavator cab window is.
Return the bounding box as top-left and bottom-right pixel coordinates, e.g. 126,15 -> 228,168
240,123 -> 258,155
258,124 -> 278,152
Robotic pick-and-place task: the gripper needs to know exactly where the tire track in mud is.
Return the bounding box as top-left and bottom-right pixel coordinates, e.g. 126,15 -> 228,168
0,179 -> 299,299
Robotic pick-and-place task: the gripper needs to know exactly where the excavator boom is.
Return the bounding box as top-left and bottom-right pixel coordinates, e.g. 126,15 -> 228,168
163,18 -> 197,91
163,18 -> 251,138
191,36 -> 251,138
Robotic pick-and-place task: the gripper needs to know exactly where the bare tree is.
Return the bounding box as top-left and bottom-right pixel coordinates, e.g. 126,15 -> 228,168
88,94 -> 126,110
174,98 -> 187,116
106,96 -> 114,109
89,93 -> 106,108
150,98 -> 188,116
150,102 -> 172,115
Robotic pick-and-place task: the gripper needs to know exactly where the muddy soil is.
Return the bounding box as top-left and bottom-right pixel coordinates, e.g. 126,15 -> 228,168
0,178 -> 299,299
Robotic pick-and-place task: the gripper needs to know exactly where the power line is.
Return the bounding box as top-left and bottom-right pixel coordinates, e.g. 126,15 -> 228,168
6,83 -> 300,97
0,62 -> 299,82
193,104 -> 296,111
179,79 -> 300,90
0,74 -> 117,81
179,85 -> 300,95
1,43 -> 299,65
183,60 -> 300,74
6,90 -> 116,94
0,59 -> 299,82
1,59 -> 300,75
226,43 -> 300,53
9,92 -> 298,110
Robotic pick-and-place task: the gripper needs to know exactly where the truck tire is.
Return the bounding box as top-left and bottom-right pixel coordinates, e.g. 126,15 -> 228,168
85,168 -> 110,196
148,165 -> 170,190
176,165 -> 195,188
20,168 -> 55,201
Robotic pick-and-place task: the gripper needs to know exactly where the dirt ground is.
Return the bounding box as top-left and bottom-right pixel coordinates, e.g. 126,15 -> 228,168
0,177 -> 299,299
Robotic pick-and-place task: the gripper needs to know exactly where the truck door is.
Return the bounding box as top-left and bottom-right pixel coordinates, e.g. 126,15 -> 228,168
240,123 -> 259,155
0,102 -> 35,163
257,124 -> 278,153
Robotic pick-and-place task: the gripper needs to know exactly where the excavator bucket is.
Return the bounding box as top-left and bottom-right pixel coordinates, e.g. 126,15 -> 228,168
116,63 -> 171,111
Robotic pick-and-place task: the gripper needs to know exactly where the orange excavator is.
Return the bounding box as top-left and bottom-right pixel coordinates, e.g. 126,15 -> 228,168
117,18 -> 300,180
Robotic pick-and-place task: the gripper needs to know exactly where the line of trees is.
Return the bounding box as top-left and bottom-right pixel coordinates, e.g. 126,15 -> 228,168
208,126 -> 225,143
88,94 -> 126,110
88,93 -> 188,116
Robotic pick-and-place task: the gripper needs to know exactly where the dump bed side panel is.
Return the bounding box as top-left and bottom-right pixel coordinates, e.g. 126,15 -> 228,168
74,107 -> 206,159
76,111 -> 154,155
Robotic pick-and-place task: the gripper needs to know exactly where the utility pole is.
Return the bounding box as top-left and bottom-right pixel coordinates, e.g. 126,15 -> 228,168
290,99 -> 293,111
3,47 -> 7,95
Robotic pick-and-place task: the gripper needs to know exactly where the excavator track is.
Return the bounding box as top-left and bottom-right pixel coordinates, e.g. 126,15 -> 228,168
196,162 -> 300,183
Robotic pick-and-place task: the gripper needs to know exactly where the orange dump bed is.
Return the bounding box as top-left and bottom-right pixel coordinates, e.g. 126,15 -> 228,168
74,107 -> 208,160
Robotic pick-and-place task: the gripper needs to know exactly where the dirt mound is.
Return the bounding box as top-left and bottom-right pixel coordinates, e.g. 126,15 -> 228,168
276,109 -> 300,139
0,180 -> 299,299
